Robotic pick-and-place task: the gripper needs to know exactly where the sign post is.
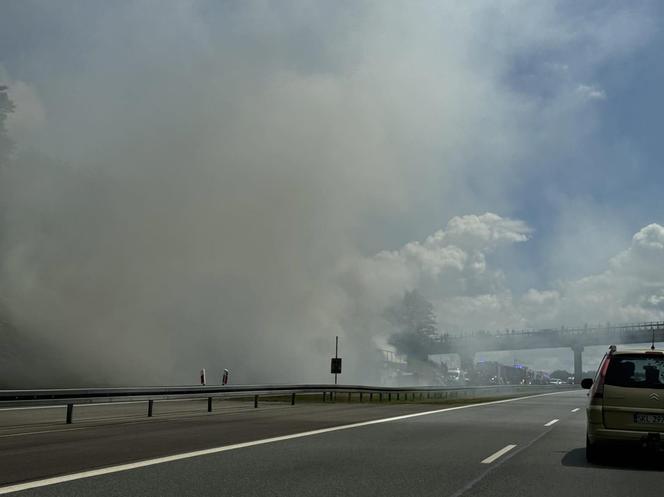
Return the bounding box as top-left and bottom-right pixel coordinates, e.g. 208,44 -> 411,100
330,335 -> 342,385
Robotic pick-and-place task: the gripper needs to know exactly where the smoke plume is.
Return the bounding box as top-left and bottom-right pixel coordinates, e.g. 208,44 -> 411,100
0,2 -> 657,386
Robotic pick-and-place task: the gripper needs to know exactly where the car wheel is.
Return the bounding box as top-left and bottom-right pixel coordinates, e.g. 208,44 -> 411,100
586,435 -> 599,464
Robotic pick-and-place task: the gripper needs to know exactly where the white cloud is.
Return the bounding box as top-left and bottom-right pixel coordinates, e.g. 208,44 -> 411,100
349,217 -> 664,335
442,213 -> 532,249
342,213 -> 531,333
366,213 -> 529,288
513,223 -> 664,327
576,84 -> 607,101
631,223 -> 664,250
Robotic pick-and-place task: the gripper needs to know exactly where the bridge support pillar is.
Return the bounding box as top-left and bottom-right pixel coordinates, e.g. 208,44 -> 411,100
572,345 -> 584,385
459,351 -> 475,376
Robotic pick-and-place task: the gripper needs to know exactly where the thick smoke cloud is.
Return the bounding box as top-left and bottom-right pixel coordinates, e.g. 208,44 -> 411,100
0,2 -> 657,386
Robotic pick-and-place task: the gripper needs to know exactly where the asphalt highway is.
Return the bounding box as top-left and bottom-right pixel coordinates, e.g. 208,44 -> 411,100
1,390 -> 662,496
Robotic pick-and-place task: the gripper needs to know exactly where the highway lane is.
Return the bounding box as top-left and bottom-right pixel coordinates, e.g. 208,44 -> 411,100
0,398 -> 469,486
1,390 -> 662,496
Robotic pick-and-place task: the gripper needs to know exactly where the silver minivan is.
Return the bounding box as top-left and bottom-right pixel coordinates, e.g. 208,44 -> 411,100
582,346 -> 664,462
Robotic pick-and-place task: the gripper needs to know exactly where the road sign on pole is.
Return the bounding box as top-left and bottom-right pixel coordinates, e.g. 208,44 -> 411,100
331,358 -> 342,375
331,336 -> 341,384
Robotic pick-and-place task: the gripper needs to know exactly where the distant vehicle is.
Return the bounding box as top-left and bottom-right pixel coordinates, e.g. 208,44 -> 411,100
447,368 -> 468,385
582,346 -> 664,462
549,378 -> 564,385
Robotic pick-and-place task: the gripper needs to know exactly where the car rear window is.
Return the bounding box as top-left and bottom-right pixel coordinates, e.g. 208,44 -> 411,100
605,355 -> 664,389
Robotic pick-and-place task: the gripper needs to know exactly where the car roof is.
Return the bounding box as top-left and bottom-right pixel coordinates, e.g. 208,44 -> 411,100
612,349 -> 664,355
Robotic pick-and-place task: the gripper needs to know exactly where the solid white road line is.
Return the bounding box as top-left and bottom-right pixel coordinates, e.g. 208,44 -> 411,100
481,444 -> 517,464
544,418 -> 559,426
571,408 -> 580,412
0,390 -> 571,495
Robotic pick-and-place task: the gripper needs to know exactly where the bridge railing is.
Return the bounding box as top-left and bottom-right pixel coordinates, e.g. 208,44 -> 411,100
434,320 -> 664,342
0,383 -> 574,424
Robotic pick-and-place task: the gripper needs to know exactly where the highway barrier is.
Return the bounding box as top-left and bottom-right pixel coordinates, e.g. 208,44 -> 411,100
0,383 -> 575,424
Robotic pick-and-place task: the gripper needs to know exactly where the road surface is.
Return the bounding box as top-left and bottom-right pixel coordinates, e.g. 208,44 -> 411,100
1,390 -> 662,496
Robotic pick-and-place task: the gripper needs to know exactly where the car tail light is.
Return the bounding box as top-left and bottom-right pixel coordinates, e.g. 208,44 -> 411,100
590,354 -> 611,405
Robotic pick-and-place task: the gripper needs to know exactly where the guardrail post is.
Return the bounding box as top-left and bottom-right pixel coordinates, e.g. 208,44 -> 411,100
148,400 -> 154,417
322,391 -> 326,402
427,392 -> 430,399
396,393 -> 399,401
291,393 -> 296,406
254,395 -> 258,408
388,393 -> 391,401
379,392 -> 383,402
359,392 -> 363,402
208,397 -> 212,412
66,403 -> 73,424
348,392 -> 351,402
369,392 -> 373,402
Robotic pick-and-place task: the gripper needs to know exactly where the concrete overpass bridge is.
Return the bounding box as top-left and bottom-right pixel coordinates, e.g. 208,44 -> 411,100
429,321 -> 664,383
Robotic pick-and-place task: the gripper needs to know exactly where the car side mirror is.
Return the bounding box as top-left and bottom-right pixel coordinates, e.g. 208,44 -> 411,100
581,378 -> 593,389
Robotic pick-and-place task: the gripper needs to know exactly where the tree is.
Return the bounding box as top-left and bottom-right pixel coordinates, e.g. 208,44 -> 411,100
550,369 -> 571,380
385,290 -> 438,361
0,85 -> 15,168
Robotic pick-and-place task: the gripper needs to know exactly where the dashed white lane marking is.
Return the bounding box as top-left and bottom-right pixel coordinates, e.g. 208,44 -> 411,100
544,418 -> 559,426
0,390 -> 573,495
481,444 -> 517,464
571,408 -> 580,413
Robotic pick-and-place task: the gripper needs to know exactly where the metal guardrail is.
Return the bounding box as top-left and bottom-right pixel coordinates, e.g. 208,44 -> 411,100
0,383 -> 575,424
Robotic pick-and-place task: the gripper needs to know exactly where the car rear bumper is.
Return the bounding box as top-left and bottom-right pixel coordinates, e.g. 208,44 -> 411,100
589,424 -> 664,446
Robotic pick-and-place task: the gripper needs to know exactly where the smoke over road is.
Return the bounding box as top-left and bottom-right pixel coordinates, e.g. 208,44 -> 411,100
0,2 -> 660,387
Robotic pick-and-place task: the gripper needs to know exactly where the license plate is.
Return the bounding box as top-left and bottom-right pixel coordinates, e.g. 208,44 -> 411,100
634,413 -> 664,424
